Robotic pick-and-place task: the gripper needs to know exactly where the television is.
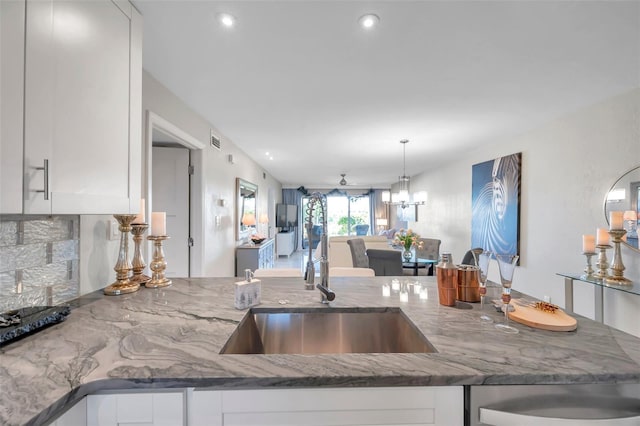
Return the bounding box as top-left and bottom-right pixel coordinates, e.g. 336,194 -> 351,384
276,203 -> 298,229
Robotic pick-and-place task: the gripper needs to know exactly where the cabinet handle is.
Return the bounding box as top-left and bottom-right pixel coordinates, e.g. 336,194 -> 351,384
35,159 -> 49,200
480,407 -> 640,425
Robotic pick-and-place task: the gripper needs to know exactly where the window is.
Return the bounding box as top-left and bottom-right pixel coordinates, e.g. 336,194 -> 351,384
301,193 -> 371,248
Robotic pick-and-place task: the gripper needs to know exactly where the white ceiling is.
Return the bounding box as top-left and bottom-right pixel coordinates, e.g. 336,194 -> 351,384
135,1 -> 640,189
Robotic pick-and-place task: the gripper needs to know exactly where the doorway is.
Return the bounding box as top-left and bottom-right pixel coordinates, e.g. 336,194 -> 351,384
152,145 -> 190,277
145,111 -> 205,277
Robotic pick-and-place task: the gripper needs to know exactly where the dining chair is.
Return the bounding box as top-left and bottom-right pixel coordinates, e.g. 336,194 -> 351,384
366,249 -> 403,276
416,238 -> 441,261
347,238 -> 369,268
415,238 -> 441,275
329,267 -> 375,277
461,248 -> 483,265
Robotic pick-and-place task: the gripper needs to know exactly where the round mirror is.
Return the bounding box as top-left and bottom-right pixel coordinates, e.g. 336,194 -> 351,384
604,164 -> 640,252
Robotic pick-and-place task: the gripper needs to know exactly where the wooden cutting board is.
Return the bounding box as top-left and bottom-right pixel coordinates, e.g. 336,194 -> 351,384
508,299 -> 577,332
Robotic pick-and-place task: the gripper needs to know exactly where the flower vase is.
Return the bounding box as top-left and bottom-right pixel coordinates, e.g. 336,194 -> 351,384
403,247 -> 413,262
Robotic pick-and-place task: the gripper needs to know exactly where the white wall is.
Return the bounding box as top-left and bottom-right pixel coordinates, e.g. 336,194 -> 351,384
79,71 -> 282,293
407,88 -> 640,336
142,71 -> 282,277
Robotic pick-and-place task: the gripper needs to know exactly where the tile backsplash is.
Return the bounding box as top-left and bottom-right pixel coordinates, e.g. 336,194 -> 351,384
0,215 -> 79,312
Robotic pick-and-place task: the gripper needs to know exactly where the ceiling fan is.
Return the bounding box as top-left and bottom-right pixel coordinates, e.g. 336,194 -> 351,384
338,173 -> 358,187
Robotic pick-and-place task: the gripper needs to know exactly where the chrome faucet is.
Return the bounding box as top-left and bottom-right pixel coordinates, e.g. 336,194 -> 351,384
304,192 -> 335,303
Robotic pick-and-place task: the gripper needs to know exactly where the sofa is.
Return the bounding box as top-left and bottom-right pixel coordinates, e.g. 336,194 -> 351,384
326,236 -> 392,267
378,228 -> 398,240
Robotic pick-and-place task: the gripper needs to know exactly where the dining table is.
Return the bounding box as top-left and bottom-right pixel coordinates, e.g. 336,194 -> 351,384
402,257 -> 438,276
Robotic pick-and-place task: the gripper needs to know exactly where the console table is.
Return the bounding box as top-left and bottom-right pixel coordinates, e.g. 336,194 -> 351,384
236,238 -> 275,277
557,272 -> 640,323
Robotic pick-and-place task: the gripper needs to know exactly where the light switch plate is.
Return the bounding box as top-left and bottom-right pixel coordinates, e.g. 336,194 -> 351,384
107,219 -> 120,240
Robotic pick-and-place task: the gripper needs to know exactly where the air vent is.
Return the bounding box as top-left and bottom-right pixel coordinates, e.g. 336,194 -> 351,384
210,130 -> 221,150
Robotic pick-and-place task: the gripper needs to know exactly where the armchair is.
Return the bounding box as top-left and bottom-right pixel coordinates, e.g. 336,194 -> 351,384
354,224 -> 370,236
302,224 -> 323,249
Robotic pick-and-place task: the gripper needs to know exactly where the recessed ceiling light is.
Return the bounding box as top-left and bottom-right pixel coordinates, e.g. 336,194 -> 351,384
358,14 -> 379,29
218,13 -> 236,28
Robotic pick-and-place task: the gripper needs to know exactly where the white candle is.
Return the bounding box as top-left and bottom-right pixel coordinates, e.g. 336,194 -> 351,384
609,211 -> 624,230
582,234 -> 595,253
596,228 -> 610,246
133,199 -> 145,224
151,212 -> 166,236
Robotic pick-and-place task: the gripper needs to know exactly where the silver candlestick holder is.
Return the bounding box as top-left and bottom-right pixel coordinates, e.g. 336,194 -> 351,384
146,235 -> 172,288
593,244 -> 611,280
130,223 -> 151,286
104,214 -> 140,296
606,229 -> 632,285
580,252 -> 596,280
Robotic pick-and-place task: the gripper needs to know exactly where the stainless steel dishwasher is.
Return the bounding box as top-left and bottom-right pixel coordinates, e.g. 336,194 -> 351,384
469,383 -> 640,425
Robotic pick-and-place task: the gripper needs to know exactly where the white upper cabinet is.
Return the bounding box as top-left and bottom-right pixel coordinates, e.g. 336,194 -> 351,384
0,1 -> 26,214
1,0 -> 141,215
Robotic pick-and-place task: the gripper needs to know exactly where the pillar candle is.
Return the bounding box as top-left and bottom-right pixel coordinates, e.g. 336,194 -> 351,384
596,228 -> 609,246
582,235 -> 595,253
609,211 -> 624,230
151,212 -> 166,236
133,199 -> 145,224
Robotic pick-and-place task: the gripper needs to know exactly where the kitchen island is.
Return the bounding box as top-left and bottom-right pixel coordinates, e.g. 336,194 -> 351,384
2,276 -> 640,425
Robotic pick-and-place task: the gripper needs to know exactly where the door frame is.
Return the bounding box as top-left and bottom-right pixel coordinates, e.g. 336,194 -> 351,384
144,110 -> 205,276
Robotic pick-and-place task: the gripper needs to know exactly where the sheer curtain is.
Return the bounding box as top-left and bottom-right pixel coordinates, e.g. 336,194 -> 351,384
370,189 -> 389,235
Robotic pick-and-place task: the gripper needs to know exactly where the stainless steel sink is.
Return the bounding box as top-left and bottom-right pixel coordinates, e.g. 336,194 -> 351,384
220,307 -> 437,355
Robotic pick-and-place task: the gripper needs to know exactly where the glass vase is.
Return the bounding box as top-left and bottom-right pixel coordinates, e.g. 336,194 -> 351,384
403,248 -> 413,262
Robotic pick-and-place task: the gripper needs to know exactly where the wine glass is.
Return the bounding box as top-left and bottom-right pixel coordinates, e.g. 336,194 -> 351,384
495,254 -> 520,334
472,250 -> 493,323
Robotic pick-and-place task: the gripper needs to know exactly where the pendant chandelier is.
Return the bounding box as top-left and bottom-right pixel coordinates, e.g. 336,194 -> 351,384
382,139 -> 427,209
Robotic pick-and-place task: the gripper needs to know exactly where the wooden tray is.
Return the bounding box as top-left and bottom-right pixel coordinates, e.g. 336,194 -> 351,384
508,299 -> 577,332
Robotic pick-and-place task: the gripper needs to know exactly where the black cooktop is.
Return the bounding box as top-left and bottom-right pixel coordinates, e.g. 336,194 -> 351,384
0,305 -> 70,345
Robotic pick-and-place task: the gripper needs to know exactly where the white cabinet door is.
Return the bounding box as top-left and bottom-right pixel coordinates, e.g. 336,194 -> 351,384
87,392 -> 184,426
0,0 -> 25,214
50,397 -> 87,426
190,387 -> 463,426
188,389 -> 222,426
23,0 -> 141,214
276,232 -> 295,257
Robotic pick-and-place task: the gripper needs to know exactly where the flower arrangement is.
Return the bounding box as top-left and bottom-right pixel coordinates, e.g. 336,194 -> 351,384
393,229 -> 424,251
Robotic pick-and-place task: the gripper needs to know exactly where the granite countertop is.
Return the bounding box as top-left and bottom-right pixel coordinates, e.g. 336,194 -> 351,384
3,276 -> 640,425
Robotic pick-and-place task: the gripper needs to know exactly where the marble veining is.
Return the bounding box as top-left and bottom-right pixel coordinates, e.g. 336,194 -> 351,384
1,276 -> 640,425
